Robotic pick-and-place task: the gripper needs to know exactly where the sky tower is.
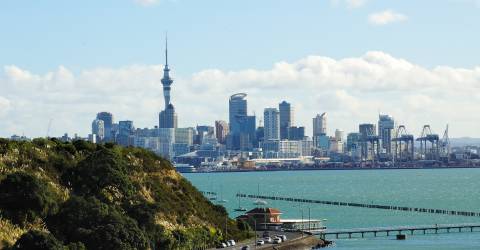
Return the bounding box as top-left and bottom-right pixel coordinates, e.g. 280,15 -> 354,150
159,36 -> 177,128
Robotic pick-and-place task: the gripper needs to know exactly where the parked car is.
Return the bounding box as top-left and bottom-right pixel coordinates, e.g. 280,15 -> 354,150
279,235 -> 287,241
217,242 -> 227,248
264,237 -> 272,243
241,246 -> 250,250
227,240 -> 236,246
226,241 -> 231,247
256,240 -> 265,246
273,237 -> 282,244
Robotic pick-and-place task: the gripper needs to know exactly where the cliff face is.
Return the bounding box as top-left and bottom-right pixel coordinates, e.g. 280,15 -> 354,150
0,138 -> 251,250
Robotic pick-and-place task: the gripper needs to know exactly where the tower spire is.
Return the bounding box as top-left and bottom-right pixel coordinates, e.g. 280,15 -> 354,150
165,33 -> 168,67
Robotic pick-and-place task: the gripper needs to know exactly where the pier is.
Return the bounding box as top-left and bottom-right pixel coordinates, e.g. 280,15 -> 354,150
236,193 -> 480,217
320,223 -> 480,239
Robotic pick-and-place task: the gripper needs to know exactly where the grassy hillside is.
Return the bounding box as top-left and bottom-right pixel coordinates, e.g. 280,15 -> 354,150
0,138 -> 251,249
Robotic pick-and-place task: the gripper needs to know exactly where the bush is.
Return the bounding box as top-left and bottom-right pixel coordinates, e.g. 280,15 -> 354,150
0,172 -> 60,225
62,149 -> 135,201
10,230 -> 64,250
47,196 -> 148,250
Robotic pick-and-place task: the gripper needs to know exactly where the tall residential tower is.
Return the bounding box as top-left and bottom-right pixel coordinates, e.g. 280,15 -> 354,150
279,101 -> 294,139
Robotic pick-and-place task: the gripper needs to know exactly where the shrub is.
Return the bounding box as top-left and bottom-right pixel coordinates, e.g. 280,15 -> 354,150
10,230 -> 64,250
47,196 -> 148,250
0,172 -> 60,225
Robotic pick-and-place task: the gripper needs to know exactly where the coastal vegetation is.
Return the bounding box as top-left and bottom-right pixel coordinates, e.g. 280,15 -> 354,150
0,138 -> 251,249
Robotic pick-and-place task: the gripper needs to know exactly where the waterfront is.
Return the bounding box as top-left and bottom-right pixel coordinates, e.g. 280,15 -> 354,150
185,168 -> 480,249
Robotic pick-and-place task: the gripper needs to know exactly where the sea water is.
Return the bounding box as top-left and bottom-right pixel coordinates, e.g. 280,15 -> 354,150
184,168 -> 480,249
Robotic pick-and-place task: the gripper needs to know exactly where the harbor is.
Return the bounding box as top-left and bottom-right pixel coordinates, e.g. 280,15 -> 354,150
186,168 -> 480,250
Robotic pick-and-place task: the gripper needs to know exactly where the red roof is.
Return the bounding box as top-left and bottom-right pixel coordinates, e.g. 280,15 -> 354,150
246,207 -> 282,215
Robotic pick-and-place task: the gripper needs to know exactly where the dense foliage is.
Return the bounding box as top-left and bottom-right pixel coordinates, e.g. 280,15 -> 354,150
0,139 -> 251,249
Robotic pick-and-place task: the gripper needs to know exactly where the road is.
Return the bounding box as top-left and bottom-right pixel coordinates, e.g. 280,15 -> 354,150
218,231 -> 304,250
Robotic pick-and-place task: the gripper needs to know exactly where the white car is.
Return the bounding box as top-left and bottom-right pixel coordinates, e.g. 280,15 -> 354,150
256,240 -> 265,246
279,235 -> 287,241
273,237 -> 282,244
227,240 -> 236,246
264,237 -> 272,243
217,242 -> 227,248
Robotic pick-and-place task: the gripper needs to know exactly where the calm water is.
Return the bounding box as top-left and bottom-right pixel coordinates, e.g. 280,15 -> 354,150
184,168 -> 480,249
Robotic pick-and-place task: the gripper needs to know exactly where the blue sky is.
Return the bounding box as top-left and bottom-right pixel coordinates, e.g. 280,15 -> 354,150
1,0 -> 479,74
1,0 -> 480,138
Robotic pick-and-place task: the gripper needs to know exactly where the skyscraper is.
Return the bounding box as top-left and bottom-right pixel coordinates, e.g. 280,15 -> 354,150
264,108 -> 280,140
279,101 -> 294,140
227,93 -> 256,150
215,120 -> 229,144
229,93 -> 248,133
378,115 -> 395,155
313,113 -> 327,137
118,120 -> 134,146
96,112 -> 114,142
159,37 -> 178,128
91,119 -> 105,142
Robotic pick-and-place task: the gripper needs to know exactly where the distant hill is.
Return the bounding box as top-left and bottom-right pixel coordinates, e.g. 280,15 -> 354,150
0,139 -> 251,249
450,138 -> 480,147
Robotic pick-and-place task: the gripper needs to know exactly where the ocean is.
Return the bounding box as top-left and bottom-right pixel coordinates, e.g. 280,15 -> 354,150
184,168 -> 480,249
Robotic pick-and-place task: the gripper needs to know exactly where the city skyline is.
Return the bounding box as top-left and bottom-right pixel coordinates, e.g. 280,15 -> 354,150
1,1 -> 480,138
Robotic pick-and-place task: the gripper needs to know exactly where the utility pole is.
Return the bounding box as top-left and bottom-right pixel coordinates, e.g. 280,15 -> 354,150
308,207 -> 311,233
254,220 -> 257,249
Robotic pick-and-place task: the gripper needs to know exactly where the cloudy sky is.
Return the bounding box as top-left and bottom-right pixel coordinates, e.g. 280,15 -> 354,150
1,0 -> 480,138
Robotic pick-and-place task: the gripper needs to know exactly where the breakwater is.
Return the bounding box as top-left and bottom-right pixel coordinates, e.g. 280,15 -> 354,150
237,193 -> 480,217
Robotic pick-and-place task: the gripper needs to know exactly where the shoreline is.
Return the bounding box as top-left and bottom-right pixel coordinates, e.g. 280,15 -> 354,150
182,165 -> 480,174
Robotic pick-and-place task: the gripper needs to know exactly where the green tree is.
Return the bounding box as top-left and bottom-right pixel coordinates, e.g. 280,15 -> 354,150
47,196 -> 148,250
0,172 -> 60,225
10,230 -> 65,250
62,149 -> 135,201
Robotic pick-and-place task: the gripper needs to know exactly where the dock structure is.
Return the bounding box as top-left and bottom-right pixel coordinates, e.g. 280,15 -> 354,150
200,191 -> 217,196
236,193 -> 480,217
320,223 -> 480,239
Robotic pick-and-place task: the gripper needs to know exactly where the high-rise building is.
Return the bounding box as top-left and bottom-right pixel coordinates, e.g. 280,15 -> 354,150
96,112 -> 114,142
158,128 -> 175,159
91,119 -> 105,142
227,93 -> 255,150
346,132 -> 361,160
159,105 -> 178,128
264,108 -> 280,141
215,120 -> 229,144
287,126 -> 305,140
117,120 -> 134,146
195,125 -> 215,145
335,129 -> 344,142
229,93 -> 248,133
378,115 -> 395,155
159,37 -> 178,129
279,101 -> 294,140
175,128 -> 194,146
313,113 -> 327,137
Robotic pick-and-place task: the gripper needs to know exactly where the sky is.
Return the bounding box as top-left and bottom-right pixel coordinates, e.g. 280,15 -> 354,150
0,0 -> 480,138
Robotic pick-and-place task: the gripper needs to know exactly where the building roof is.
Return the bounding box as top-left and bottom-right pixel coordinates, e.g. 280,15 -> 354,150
246,207 -> 282,215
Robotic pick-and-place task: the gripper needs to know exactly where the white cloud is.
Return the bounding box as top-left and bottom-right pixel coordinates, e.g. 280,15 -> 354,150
1,51 -> 480,138
134,0 -> 159,7
369,10 -> 408,26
